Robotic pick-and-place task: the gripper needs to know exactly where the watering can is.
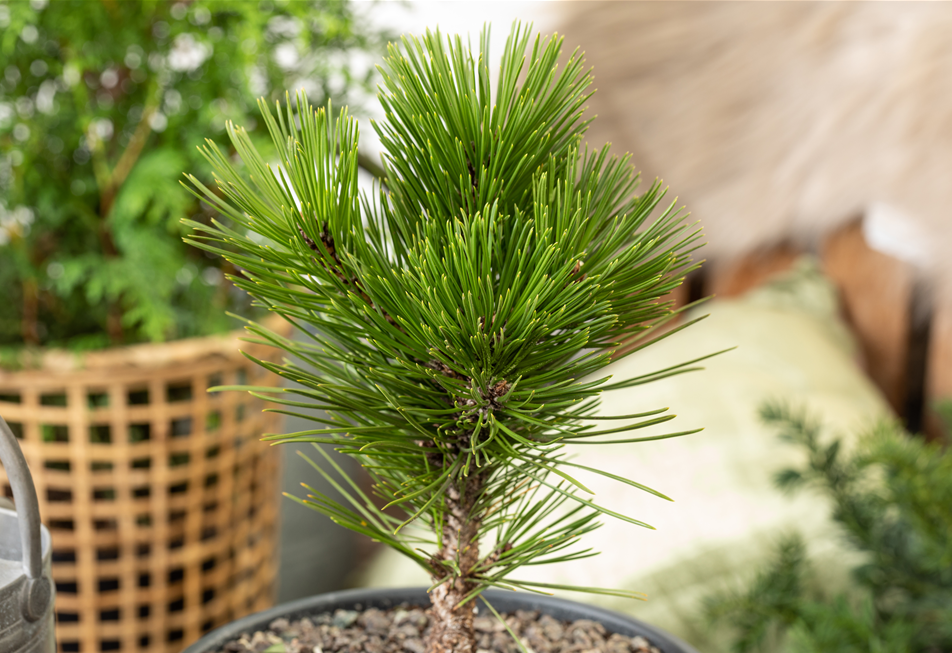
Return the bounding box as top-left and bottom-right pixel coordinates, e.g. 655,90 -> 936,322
0,414 -> 55,653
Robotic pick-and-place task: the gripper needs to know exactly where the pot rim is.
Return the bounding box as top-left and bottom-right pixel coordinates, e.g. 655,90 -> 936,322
181,586 -> 700,653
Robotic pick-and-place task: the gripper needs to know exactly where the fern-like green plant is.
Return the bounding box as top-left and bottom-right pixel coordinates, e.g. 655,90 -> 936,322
0,0 -> 388,357
185,23 -> 710,653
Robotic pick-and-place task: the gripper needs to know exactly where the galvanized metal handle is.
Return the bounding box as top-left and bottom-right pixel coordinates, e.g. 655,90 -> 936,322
0,414 -> 52,622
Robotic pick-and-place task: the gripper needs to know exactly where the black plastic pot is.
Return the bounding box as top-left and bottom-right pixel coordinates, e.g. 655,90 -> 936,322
181,587 -> 700,653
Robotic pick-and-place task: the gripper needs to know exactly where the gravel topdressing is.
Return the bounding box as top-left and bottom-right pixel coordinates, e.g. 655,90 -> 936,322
217,606 -> 663,653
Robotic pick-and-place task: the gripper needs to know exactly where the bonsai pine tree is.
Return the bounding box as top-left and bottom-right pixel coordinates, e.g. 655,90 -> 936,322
185,24 -> 708,653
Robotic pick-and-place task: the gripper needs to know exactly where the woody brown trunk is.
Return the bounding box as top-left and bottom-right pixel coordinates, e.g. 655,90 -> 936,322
425,472 -> 484,653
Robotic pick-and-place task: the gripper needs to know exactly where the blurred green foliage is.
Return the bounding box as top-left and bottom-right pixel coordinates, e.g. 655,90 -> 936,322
0,0 -> 389,357
705,403 -> 952,653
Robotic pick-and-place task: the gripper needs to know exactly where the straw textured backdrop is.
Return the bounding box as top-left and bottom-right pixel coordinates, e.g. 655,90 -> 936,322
555,2 -> 952,301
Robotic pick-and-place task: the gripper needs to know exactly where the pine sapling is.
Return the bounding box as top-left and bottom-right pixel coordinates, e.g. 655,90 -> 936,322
185,23 -> 710,653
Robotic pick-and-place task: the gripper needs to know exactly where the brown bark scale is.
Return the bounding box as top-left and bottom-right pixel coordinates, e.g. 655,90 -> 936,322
425,472 -> 484,653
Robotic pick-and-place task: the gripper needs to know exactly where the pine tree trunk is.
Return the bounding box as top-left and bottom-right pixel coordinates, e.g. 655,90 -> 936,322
425,473 -> 483,653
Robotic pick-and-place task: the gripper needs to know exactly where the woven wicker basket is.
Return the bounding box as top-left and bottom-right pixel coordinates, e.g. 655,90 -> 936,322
0,321 -> 288,652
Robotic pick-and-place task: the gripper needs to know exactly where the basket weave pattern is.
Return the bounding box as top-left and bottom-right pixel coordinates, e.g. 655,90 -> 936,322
0,329 -> 284,652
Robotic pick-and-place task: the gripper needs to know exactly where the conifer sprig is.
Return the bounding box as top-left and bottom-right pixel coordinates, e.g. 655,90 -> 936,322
184,22 -> 705,653
705,403 -> 952,653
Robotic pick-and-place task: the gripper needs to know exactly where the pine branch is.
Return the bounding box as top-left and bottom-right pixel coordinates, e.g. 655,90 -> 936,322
708,403 -> 952,653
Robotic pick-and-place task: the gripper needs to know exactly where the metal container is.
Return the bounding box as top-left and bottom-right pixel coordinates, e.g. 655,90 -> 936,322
1,415 -> 55,653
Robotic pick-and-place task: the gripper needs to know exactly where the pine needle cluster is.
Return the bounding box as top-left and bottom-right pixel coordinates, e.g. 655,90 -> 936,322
704,403 -> 952,653
184,23 -> 706,653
